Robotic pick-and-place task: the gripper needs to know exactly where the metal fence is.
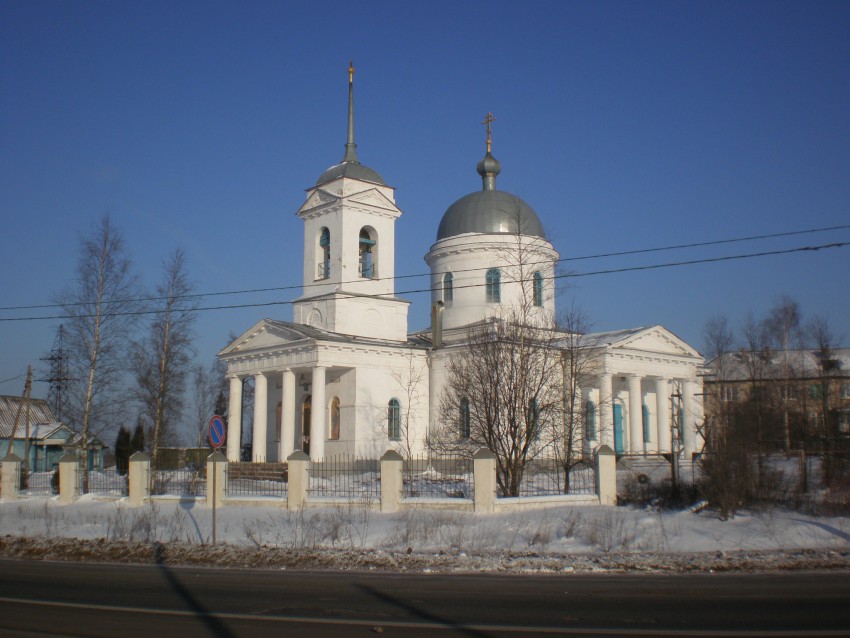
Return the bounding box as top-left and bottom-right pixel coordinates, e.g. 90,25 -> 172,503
20,470 -> 55,495
86,468 -> 128,496
308,455 -> 380,499
226,462 -> 288,497
150,467 -> 207,497
511,458 -> 596,497
403,454 -> 473,499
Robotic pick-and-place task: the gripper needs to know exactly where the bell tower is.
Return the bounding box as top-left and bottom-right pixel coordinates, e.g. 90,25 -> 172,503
293,63 -> 409,341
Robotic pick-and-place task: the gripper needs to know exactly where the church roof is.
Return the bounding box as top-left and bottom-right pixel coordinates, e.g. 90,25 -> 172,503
315,160 -> 385,187
436,121 -> 545,241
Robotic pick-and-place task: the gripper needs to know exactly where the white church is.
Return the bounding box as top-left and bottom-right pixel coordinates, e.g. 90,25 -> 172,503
219,66 -> 704,464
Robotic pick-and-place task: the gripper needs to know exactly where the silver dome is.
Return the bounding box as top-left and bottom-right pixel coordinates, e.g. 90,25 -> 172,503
437,189 -> 545,240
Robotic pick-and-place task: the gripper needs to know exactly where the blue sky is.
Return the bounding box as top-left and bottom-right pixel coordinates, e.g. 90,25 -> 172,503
1,0 -> 848,399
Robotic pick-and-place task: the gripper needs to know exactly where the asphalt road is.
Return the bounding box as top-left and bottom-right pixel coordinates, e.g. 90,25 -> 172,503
0,559 -> 848,637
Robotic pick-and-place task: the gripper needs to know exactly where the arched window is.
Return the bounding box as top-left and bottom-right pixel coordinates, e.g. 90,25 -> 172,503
485,268 -> 501,303
529,398 -> 539,431
642,404 -> 651,443
330,397 -> 340,440
459,397 -> 470,438
319,227 -> 331,279
359,228 -> 376,279
532,271 -> 543,307
387,398 -> 401,440
585,401 -> 597,439
443,272 -> 453,304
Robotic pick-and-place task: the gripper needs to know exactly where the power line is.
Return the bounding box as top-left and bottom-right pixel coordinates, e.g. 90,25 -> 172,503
2,241 -> 846,323
1,223 -> 847,313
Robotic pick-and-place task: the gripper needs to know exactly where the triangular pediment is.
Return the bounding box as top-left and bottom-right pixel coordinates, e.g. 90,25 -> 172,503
610,325 -> 701,359
344,188 -> 399,213
218,319 -> 314,356
297,188 -> 339,215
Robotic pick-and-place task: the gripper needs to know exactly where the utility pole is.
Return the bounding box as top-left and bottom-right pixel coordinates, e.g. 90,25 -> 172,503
670,381 -> 682,500
22,366 -> 32,488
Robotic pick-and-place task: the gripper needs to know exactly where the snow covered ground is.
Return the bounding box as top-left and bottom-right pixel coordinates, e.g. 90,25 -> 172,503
0,494 -> 848,573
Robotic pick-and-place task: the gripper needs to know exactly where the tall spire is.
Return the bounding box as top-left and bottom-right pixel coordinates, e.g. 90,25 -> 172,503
477,112 -> 501,191
342,61 -> 359,164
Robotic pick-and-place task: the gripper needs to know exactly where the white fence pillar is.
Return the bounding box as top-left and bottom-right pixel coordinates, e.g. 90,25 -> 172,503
1,453 -> 22,499
473,448 -> 497,513
287,450 -> 310,509
596,444 -> 617,506
128,451 -> 150,506
380,450 -> 403,513
58,452 -> 79,504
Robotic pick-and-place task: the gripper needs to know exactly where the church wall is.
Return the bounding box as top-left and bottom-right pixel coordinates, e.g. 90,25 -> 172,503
348,351 -> 430,459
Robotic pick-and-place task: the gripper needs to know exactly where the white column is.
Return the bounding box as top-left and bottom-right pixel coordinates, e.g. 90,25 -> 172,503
280,369 -> 296,460
310,366 -> 326,460
226,375 -> 242,462
252,373 -> 268,462
682,379 -> 697,457
598,373 -> 613,448
627,375 -> 643,454
655,377 -> 671,453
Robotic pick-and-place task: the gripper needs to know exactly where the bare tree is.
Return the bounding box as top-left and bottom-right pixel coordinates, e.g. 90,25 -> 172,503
131,248 -> 197,468
765,296 -> 802,448
806,315 -> 846,483
57,214 -> 139,490
390,351 -> 429,462
191,355 -> 228,450
553,301 -> 601,492
702,314 -> 736,449
432,303 -> 565,497
430,216 -> 566,496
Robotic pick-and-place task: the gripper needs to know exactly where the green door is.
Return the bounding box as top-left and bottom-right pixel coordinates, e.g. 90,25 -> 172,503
613,404 -> 624,454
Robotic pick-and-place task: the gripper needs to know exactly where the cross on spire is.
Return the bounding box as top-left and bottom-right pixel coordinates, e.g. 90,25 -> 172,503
482,112 -> 496,153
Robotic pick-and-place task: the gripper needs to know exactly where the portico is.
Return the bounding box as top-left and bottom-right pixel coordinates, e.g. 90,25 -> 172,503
575,326 -> 704,458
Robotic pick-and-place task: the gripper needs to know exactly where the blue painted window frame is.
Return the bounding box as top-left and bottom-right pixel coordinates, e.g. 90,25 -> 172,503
485,268 -> 501,303
443,272 -> 453,304
532,271 -> 543,306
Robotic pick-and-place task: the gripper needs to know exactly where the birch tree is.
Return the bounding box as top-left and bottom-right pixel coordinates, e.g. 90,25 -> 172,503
132,248 -> 197,468
58,214 -> 139,490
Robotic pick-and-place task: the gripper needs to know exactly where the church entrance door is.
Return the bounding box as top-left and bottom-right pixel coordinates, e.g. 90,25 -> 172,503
613,404 -> 624,454
301,395 -> 312,455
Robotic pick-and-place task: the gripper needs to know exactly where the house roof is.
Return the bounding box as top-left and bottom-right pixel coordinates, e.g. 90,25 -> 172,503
0,396 -> 57,438
705,348 -> 850,382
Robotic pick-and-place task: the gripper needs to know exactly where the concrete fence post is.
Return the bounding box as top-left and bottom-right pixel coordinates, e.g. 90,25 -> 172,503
206,451 -> 227,508
473,447 -> 497,513
128,452 -> 150,506
595,444 -> 617,506
1,453 -> 22,499
58,452 -> 79,504
286,450 -> 310,509
380,450 -> 403,513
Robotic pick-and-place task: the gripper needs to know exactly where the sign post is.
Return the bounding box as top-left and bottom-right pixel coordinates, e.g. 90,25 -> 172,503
208,416 -> 226,543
